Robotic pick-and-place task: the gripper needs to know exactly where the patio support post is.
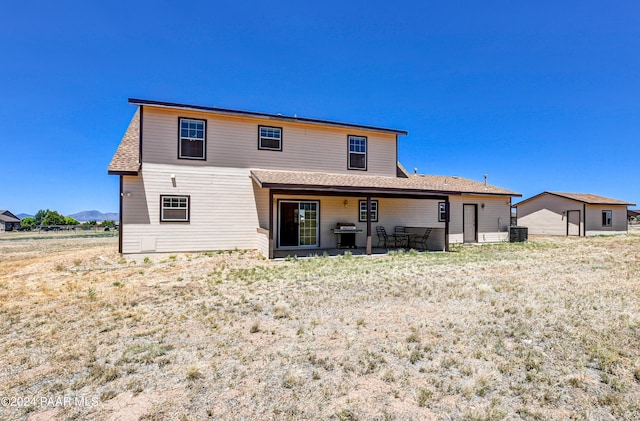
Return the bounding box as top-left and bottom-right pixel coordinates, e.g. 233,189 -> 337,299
269,189 -> 274,259
366,195 -> 372,255
444,197 -> 450,252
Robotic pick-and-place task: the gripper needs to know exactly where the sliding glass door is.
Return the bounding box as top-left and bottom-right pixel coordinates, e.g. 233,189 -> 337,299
278,201 -> 319,248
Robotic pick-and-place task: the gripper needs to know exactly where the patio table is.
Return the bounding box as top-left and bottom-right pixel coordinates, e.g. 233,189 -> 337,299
393,232 -> 416,248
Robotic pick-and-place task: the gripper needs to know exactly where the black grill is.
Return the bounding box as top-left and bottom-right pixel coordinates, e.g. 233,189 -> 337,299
334,222 -> 359,248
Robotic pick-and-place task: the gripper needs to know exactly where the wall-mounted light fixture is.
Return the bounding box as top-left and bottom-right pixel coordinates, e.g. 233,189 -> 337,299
481,203 -> 485,209
121,192 -> 132,197
343,200 -> 348,208
170,174 -> 176,180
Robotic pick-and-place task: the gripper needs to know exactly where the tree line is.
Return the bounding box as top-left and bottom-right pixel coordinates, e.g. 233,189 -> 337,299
20,209 -> 116,230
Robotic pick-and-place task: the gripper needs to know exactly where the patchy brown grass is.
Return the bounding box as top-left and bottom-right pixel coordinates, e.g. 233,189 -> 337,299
1,232 -> 640,420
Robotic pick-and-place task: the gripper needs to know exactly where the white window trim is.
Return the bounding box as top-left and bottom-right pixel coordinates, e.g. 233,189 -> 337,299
359,200 -> 378,222
161,195 -> 190,222
438,202 -> 446,222
348,135 -> 367,170
258,125 -> 283,151
179,117 -> 206,160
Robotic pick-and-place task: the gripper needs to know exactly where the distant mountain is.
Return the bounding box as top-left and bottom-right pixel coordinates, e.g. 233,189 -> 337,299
17,213 -> 33,220
68,210 -> 119,222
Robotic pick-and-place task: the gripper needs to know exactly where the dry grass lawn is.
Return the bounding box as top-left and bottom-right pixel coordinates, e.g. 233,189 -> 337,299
1,231 -> 639,420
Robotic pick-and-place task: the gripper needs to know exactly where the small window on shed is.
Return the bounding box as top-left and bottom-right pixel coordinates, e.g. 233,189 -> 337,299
602,210 -> 612,227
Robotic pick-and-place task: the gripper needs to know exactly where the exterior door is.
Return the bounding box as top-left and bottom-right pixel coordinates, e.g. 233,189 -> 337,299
278,201 -> 319,248
463,204 -> 477,243
567,210 -> 580,236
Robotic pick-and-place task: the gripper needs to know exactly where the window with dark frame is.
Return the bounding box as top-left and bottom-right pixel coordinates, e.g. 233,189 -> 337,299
438,202 -> 446,222
179,118 -> 206,159
348,135 -> 367,170
359,200 -> 378,222
602,210 -> 612,227
258,126 -> 282,151
161,195 -> 190,222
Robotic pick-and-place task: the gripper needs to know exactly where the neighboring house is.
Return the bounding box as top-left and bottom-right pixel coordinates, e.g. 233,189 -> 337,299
514,192 -> 636,236
108,98 -> 521,257
0,210 -> 21,232
628,209 -> 640,224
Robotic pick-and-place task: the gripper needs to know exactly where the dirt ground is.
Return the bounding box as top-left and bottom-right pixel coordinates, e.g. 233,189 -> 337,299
1,232 -> 639,420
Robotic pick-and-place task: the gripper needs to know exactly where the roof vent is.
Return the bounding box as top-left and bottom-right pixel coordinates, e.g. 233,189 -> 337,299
413,168 -> 418,174
484,174 -> 487,185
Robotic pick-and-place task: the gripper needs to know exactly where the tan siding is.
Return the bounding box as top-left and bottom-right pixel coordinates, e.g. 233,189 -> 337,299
142,107 -> 397,176
253,183 -> 270,230
256,228 -> 269,256
270,195 -> 448,251
376,198 -> 446,250
516,195 -> 583,236
121,163 -> 261,254
448,196 -> 511,243
585,205 -> 628,235
517,194 -> 630,236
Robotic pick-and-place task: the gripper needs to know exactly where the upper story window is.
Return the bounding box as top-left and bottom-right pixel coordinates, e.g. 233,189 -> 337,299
161,195 -> 190,222
359,200 -> 378,222
179,118 -> 206,160
438,202 -> 447,222
258,126 -> 282,151
602,210 -> 612,227
348,135 -> 367,170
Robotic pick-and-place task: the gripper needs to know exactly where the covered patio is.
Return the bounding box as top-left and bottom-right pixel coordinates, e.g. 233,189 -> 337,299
250,169 -> 460,259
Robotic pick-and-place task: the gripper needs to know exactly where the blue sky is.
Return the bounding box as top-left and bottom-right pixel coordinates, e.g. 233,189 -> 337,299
1,1 -> 638,215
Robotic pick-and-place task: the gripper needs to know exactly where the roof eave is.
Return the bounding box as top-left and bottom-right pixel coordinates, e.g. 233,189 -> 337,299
461,191 -> 522,197
128,98 -> 408,136
515,191 -> 634,207
108,169 -> 140,176
259,182 -> 463,197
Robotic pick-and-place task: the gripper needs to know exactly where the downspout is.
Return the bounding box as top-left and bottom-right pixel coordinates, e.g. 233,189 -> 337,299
366,195 -> 372,255
138,105 -> 144,163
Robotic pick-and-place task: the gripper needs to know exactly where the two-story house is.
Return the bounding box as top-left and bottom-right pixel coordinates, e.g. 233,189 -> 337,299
108,99 -> 521,257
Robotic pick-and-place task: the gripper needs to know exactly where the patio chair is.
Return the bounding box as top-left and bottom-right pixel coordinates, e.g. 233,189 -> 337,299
409,228 -> 432,250
376,226 -> 396,248
394,226 -> 408,247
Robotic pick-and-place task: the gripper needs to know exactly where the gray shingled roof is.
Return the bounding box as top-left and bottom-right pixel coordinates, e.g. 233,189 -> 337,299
251,169 -> 520,196
516,192 -> 635,207
108,109 -> 140,175
0,210 -> 21,223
